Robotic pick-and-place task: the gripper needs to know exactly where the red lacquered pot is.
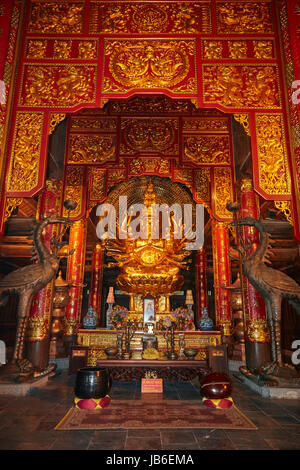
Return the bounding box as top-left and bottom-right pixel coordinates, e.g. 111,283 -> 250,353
200,372 -> 232,399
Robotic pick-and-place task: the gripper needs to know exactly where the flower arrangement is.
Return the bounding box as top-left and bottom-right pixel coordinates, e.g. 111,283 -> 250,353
172,307 -> 194,330
110,305 -> 128,328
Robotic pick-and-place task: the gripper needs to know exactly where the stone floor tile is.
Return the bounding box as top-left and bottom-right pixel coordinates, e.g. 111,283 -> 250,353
161,429 -> 198,446
162,443 -> 201,450
127,428 -> 161,438
264,438 -> 300,450
124,436 -> 162,450
88,429 -> 127,450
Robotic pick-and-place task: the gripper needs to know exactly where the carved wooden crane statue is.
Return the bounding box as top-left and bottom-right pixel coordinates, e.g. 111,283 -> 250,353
233,216 -> 300,378
0,213 -> 74,382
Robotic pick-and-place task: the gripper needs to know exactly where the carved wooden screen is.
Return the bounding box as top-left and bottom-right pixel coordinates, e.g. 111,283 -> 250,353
1,0 -> 299,240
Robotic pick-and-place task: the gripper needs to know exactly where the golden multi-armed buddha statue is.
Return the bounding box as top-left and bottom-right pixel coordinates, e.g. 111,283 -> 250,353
105,180 -> 191,297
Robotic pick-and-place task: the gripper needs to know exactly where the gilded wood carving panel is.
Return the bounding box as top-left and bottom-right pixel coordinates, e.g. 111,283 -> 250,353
213,167 -> 234,220
183,135 -> 231,165
216,2 -> 273,34
202,39 -> 275,60
19,64 -> 97,108
7,112 -> 44,193
88,167 -> 106,210
68,134 -> 116,164
25,38 -> 99,60
203,65 -> 280,109
62,166 -> 85,219
102,39 -> 196,94
89,2 -> 211,34
27,2 -> 85,34
255,113 -> 291,196
120,118 -> 178,156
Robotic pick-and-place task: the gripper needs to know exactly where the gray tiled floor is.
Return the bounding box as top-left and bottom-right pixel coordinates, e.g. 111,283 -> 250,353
0,369 -> 299,450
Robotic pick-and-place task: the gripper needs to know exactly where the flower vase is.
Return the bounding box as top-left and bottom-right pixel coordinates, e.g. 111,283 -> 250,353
199,307 -> 213,331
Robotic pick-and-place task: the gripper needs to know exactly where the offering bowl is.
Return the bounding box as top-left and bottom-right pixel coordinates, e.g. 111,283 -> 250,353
105,347 -> 118,358
183,348 -> 198,360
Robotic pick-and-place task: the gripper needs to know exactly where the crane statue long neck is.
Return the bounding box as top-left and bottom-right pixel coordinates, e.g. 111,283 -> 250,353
33,218 -> 54,263
245,220 -> 271,264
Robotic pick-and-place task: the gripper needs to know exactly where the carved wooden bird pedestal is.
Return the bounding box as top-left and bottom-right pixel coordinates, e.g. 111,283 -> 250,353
0,215 -> 73,383
233,216 -> 300,382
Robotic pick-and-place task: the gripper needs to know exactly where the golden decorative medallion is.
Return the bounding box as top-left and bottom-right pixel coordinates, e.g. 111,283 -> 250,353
26,39 -> 47,59
253,40 -> 274,59
228,41 -> 247,59
131,4 -> 169,33
203,40 -> 223,59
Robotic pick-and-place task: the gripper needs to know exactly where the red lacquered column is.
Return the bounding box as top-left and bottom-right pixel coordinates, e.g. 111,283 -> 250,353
89,243 -> 104,326
239,178 -> 271,371
64,218 -> 87,353
196,248 -> 208,325
212,220 -> 232,337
